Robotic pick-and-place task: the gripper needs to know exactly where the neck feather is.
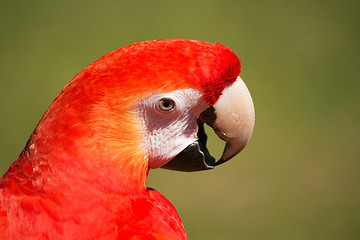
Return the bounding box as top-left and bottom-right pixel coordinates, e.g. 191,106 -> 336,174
2,100 -> 149,197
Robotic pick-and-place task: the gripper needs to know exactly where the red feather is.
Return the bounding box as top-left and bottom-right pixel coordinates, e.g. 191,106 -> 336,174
0,39 -> 240,239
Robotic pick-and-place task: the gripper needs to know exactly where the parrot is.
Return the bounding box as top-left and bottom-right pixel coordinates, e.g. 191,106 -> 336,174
0,39 -> 255,239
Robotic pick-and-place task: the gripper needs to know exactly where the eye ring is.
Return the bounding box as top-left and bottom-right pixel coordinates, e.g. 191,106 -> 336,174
158,98 -> 175,111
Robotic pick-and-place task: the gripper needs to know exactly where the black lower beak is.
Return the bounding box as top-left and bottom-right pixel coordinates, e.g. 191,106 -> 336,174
161,120 -> 216,172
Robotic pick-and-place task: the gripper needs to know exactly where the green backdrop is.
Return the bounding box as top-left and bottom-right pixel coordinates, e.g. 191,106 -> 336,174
1,0 -> 359,239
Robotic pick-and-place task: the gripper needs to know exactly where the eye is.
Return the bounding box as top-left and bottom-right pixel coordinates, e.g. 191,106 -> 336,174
158,98 -> 175,111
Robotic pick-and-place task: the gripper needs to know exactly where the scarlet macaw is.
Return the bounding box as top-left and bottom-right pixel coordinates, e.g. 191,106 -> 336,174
0,39 -> 255,239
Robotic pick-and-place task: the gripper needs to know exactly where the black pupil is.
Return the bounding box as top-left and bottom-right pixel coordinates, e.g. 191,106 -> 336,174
163,100 -> 170,108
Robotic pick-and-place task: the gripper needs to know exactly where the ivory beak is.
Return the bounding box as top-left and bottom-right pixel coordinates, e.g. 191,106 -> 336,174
207,76 -> 255,165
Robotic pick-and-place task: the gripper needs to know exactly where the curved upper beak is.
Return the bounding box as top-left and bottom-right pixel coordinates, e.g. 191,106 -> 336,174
204,76 -> 255,165
162,76 -> 255,172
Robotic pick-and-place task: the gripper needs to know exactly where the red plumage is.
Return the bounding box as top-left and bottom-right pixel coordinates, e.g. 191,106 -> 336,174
0,39 -> 240,239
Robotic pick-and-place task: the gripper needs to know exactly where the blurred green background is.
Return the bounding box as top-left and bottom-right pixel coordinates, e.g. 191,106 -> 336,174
1,0 -> 359,239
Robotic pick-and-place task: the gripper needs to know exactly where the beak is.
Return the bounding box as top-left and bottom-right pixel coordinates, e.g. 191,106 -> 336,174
162,76 -> 255,172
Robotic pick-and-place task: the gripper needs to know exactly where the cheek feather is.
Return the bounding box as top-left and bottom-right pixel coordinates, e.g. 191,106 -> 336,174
137,88 -> 207,169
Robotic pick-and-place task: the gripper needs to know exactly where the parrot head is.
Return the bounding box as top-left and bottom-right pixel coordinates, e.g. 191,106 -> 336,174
130,39 -> 255,171
22,39 -> 254,192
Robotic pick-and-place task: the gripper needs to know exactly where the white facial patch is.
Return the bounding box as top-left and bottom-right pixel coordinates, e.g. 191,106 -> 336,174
138,88 -> 208,169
